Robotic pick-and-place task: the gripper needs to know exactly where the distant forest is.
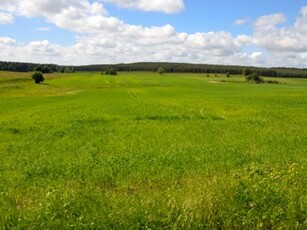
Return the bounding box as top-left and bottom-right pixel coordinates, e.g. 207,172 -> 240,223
0,61 -> 307,78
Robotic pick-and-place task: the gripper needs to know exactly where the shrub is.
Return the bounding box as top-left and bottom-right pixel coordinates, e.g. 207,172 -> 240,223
242,67 -> 252,76
266,79 -> 279,84
31,72 -> 45,84
157,67 -> 165,75
104,68 -> 117,76
246,72 -> 264,83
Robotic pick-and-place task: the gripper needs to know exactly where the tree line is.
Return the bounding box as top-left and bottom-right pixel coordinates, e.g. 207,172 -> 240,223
0,61 -> 307,78
0,61 -> 75,73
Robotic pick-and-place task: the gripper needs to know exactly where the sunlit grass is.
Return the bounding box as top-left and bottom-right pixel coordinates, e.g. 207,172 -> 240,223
0,71 -> 306,228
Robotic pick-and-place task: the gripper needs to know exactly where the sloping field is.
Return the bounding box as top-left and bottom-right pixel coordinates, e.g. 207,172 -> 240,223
0,72 -> 306,229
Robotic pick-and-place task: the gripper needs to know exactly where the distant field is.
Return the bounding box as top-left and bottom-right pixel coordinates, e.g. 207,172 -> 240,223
0,71 -> 306,229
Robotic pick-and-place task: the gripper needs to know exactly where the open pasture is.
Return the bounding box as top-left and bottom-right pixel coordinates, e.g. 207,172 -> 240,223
0,72 -> 306,229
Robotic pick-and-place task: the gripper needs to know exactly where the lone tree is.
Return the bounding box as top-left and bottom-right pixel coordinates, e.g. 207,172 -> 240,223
158,67 -> 165,75
31,72 -> 45,84
226,72 -> 230,78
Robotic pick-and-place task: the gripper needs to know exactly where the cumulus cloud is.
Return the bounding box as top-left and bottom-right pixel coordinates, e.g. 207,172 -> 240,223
250,51 -> 262,59
61,25 -> 248,64
0,12 -> 14,24
0,1 -> 17,12
0,37 -> 16,45
185,32 -> 241,56
245,7 -> 307,67
294,6 -> 307,33
1,38 -> 67,63
0,0 -> 306,67
0,0 -> 245,65
102,0 -> 185,13
234,18 -> 249,26
252,10 -> 307,53
254,13 -> 286,29
234,34 -> 253,46
0,0 -> 117,33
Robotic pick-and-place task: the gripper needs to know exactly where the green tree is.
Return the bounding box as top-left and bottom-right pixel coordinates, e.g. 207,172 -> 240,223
31,72 -> 45,84
157,67 -> 165,75
64,67 -> 75,73
246,72 -> 264,83
104,68 -> 117,75
42,65 -> 51,73
242,68 -> 252,76
34,65 -> 43,72
226,72 -> 230,78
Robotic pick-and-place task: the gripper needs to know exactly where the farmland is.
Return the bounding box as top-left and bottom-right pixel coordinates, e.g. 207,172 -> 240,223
0,71 -> 306,229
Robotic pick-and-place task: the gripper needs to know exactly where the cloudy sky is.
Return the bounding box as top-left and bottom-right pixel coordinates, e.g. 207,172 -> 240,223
0,0 -> 306,67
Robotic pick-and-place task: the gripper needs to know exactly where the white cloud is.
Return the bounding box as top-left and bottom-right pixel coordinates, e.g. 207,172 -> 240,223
24,0 -> 106,17
0,38 -> 66,63
15,0 -> 115,33
0,37 -> 16,45
252,10 -> 307,53
245,7 -> 307,67
0,1 -> 306,67
234,18 -> 249,26
0,0 -> 114,33
294,6 -> 307,33
185,32 -> 241,56
254,13 -> 286,29
0,1 -> 17,12
0,12 -> 14,24
103,0 -> 185,13
0,0 -> 248,65
234,34 -> 253,46
250,52 -> 262,59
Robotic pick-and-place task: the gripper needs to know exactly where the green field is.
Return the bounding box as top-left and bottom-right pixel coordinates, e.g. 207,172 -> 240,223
0,71 -> 306,229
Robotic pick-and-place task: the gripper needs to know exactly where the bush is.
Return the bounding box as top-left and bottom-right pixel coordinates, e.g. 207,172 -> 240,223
157,67 -> 165,75
246,72 -> 264,83
266,79 -> 279,84
103,68 -> 117,76
31,72 -> 45,84
242,67 -> 252,76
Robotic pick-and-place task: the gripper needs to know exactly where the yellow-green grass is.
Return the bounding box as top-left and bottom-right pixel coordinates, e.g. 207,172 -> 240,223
0,71 -> 306,229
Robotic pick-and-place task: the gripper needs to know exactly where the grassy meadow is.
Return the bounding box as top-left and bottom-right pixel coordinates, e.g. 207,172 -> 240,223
0,71 -> 306,229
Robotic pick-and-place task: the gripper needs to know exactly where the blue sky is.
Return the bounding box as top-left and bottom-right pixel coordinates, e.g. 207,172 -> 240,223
108,0 -> 303,33
0,0 -> 307,67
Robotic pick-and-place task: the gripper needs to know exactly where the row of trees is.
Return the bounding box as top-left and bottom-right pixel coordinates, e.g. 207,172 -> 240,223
1,61 -> 307,78
75,63 -> 278,76
33,65 -> 75,73
0,62 -> 75,73
70,62 -> 307,78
